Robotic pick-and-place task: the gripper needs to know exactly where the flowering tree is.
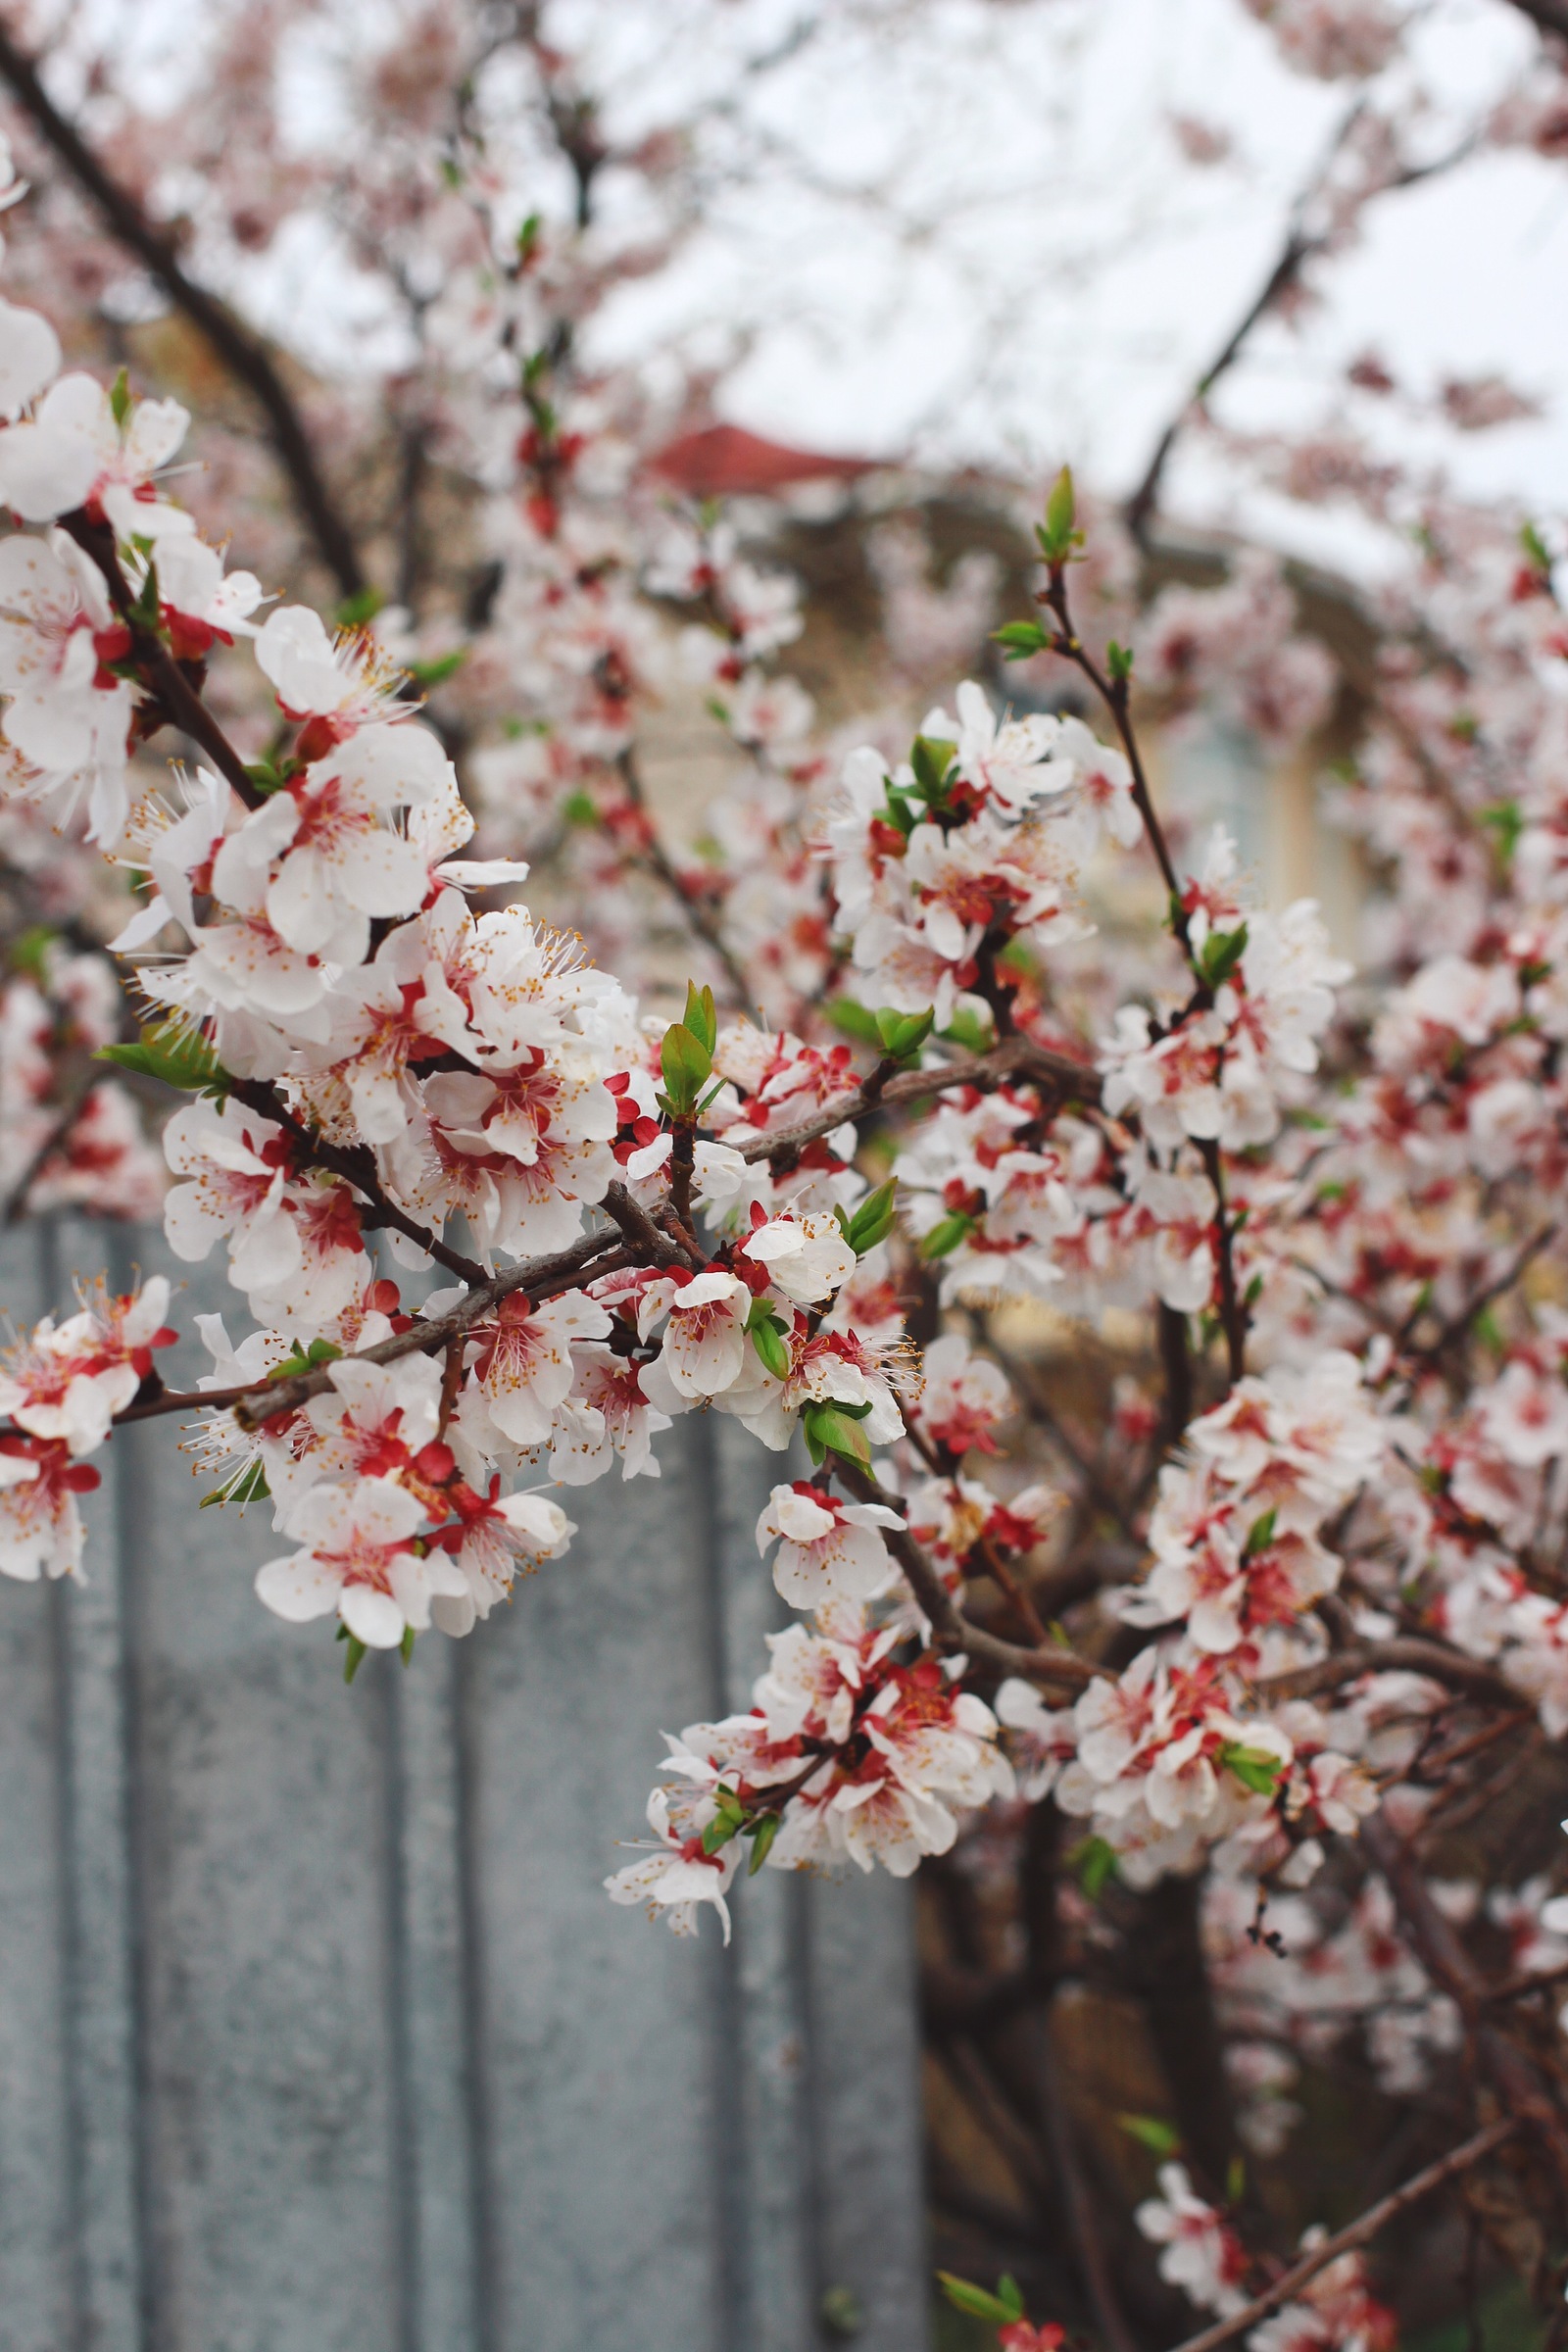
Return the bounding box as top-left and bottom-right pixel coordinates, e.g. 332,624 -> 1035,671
6,1 -> 1568,2346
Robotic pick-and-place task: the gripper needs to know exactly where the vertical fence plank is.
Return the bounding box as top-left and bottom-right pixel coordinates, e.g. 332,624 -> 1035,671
111,1233 -> 403,2352
707,1415 -> 815,2352
386,1639 -> 481,2352
0,1227 -> 73,2352
54,1219 -> 145,2352
808,1869 -> 932,2352
463,1418 -> 731,2352
0,1224 -> 935,2351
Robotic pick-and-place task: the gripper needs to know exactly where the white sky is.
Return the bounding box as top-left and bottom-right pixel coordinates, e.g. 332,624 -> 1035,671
54,0 -> 1568,566
570,0 -> 1568,564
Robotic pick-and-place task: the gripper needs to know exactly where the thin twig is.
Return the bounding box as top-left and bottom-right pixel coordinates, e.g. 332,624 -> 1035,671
613,745 -> 753,1009
1032,2013 -> 1140,2352
2,1057 -> 101,1222
1363,1811 -> 1568,2191
58,513 -> 266,808
838,1457 -> 1096,1691
1256,1638 -> 1519,1711
1163,2119 -> 1518,2352
739,1033 -> 1100,1168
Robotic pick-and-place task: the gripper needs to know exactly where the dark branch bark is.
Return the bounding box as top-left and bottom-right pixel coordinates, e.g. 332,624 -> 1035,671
1164,2119 -> 1518,2352
738,1032 -> 1101,1169
1362,1811 -> 1568,2192
0,24 -> 366,599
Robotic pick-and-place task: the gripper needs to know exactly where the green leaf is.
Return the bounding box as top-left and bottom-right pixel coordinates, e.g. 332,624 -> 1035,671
845,1180 -> 898,1256
1107,638 -> 1135,683
998,2277 -> 1025,2322
683,980 -> 718,1055
918,1211 -> 975,1261
750,1317 -> 791,1383
801,1400 -> 873,1472
11,924 -> 55,977
1046,464 -> 1075,546
1243,1507 -> 1277,1559
746,1812 -> 780,1873
660,1020 -> 712,1114
199,1458 -> 270,1511
1072,1835 -> 1119,1900
819,2285 -> 863,2339
1226,2154 -> 1247,2207
1117,2112 -> 1183,2158
269,1336 -> 343,1384
561,790 -> 598,827
334,585 -> 386,630
874,1004 -> 934,1060
109,367 -> 131,428
404,647 -> 468,689
1035,466 -> 1084,564
825,997 -> 883,1045
1219,1740 -> 1286,1796
516,210 -> 542,260
243,756 -> 293,797
342,1634 -> 368,1686
97,1018 -> 230,1099
1200,922 -> 1250,990
992,618 -> 1049,661
939,1004 -> 995,1054
909,734 -> 957,802
1522,519 -> 1552,574
701,1788 -> 747,1854
1481,801 -> 1524,864
937,2275 -> 1023,2325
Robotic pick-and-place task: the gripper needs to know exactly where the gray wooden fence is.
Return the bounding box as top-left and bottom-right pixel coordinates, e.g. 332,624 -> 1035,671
0,1221 -> 931,2352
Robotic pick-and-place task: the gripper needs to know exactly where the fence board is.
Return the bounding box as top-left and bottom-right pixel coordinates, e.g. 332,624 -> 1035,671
0,1223 -> 930,2352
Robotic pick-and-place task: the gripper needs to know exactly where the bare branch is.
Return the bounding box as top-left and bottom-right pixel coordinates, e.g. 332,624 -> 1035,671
614,746 -> 755,1010
1256,1638 -> 1520,1711
1362,1811 -> 1568,2191
1163,2119 -> 1518,2352
739,1032 -> 1101,1168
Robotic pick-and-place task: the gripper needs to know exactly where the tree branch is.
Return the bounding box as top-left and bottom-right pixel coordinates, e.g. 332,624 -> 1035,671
1362,1810 -> 1568,2192
737,1032 -> 1101,1169
0,23 -> 366,599
1256,1637 -> 1520,1711
837,1457 -> 1096,1691
58,511 -> 266,808
1162,2119 -> 1518,2352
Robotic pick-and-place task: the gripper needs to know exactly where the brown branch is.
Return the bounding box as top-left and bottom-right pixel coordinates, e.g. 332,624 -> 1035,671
0,24 -> 366,600
2,1055 -> 102,1222
1362,1811 -> 1568,2193
614,746 -> 754,1010
1197,1135 -> 1248,1386
1126,99 -> 1479,549
223,1077 -> 487,1288
1411,1222 -> 1559,1364
1032,2013 -> 1140,2352
737,1032 -> 1101,1169
837,1458 -> 1097,1692
1162,2118 -> 1518,2352
57,512 -> 266,808
1256,1638 -> 1519,1710
97,1185 -> 676,1442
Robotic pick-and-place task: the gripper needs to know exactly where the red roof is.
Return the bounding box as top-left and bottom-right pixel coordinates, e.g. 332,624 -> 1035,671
648,422 -> 880,499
